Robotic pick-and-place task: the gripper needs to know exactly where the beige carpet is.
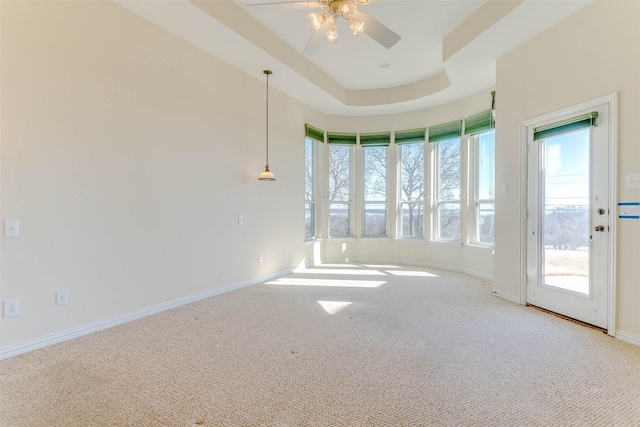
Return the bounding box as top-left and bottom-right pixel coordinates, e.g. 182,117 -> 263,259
1,264 -> 639,426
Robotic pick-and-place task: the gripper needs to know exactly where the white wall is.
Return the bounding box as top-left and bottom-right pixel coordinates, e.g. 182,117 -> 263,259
495,0 -> 640,339
0,1 -> 324,350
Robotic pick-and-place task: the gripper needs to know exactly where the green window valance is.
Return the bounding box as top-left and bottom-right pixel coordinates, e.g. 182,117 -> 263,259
533,112 -> 598,141
359,132 -> 391,147
428,120 -> 462,143
464,109 -> 494,135
327,132 -> 357,145
305,124 -> 325,143
394,128 -> 426,144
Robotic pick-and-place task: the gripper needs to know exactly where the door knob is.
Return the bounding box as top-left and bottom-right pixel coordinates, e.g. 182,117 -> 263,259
594,225 -> 605,232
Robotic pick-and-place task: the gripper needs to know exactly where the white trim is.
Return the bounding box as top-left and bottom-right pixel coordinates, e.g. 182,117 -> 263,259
520,122 -> 529,305
0,268 -> 294,360
321,256 -> 494,281
615,330 -> 640,347
461,268 -> 494,281
606,94 -> 618,337
492,288 -> 521,304
422,261 -> 494,280
520,93 -> 618,336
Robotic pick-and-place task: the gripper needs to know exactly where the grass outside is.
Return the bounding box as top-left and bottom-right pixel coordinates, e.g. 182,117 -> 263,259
545,249 -> 588,277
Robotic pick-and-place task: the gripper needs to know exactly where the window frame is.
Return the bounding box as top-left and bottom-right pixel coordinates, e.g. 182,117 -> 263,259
433,137 -> 462,242
398,141 -> 425,239
328,143 -> 354,238
471,129 -> 496,246
304,137 -> 317,242
361,145 -> 388,238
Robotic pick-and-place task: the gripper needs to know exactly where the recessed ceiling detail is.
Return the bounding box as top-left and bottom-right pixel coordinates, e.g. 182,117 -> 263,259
114,0 -> 594,115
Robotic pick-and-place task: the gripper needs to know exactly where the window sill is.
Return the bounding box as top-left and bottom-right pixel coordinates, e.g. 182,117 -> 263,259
396,238 -> 426,244
430,240 -> 463,247
464,243 -> 494,251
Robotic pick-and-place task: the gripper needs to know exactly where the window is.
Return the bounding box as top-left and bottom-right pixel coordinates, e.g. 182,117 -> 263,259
396,128 -> 426,238
305,137 -> 315,240
473,129 -> 495,245
430,120 -> 462,241
305,124 -> 324,241
362,145 -> 387,236
328,132 -> 356,237
464,109 -> 496,245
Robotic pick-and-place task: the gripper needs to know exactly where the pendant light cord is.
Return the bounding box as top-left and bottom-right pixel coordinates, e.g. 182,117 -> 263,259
265,70 -> 270,167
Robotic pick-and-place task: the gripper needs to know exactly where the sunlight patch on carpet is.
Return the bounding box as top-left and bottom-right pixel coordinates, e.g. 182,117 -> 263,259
298,268 -> 387,276
385,270 -> 439,277
317,301 -> 353,314
266,278 -> 387,288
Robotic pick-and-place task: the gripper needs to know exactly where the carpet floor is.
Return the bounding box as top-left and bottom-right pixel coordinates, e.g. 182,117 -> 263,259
1,264 -> 639,426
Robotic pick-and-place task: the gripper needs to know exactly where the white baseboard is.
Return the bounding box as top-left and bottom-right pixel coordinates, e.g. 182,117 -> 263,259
0,268 -> 294,360
615,330 -> 640,347
492,288 -> 521,304
418,261 -> 494,281
324,257 -> 495,282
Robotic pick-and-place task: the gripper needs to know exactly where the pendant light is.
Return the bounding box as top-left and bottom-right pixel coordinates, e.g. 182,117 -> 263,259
258,69 -> 276,181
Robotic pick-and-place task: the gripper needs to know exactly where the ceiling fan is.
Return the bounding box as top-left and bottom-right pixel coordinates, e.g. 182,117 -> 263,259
246,0 -> 401,55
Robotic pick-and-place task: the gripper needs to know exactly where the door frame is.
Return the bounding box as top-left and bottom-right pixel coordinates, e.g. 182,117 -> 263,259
519,93 -> 618,336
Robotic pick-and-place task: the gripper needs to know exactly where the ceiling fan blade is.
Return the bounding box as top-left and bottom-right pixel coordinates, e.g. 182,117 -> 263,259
360,11 -> 401,49
303,25 -> 325,56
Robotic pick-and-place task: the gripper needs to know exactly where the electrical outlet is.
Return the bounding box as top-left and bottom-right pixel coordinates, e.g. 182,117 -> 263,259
258,253 -> 263,263
4,220 -> 19,237
4,299 -> 19,317
56,290 -> 68,306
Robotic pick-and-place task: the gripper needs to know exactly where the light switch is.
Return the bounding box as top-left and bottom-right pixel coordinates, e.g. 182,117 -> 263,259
626,173 -> 640,189
501,184 -> 508,195
238,215 -> 244,225
4,220 -> 19,237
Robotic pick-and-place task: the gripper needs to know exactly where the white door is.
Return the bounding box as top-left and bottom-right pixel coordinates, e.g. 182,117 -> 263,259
526,101 -> 612,329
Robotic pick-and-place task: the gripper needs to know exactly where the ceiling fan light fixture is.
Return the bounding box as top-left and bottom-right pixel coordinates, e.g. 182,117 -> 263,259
306,12 -> 325,31
339,0 -> 357,19
324,24 -> 338,46
349,13 -> 365,36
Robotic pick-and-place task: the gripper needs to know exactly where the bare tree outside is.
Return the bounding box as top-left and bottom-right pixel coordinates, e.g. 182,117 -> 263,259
363,146 -> 387,236
399,143 -> 424,238
328,145 -> 351,237
305,139 -> 314,240
305,139 -> 313,201
436,138 -> 461,240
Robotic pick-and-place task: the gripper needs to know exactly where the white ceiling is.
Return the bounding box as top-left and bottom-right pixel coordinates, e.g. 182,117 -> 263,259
115,0 -> 592,116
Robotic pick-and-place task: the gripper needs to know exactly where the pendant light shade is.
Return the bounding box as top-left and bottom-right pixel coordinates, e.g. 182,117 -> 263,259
258,70 -> 276,181
259,165 -> 275,181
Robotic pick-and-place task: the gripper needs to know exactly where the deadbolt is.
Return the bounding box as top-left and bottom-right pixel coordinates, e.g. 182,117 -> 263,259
597,208 -> 605,215
594,225 -> 605,232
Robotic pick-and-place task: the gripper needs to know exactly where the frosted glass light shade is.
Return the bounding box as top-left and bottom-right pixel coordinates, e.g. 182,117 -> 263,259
349,13 -> 365,36
324,24 -> 338,46
339,0 -> 357,19
307,12 -> 325,31
258,165 -> 276,181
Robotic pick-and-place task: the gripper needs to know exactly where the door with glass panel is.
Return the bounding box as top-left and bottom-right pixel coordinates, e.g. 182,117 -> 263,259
526,103 -> 611,328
